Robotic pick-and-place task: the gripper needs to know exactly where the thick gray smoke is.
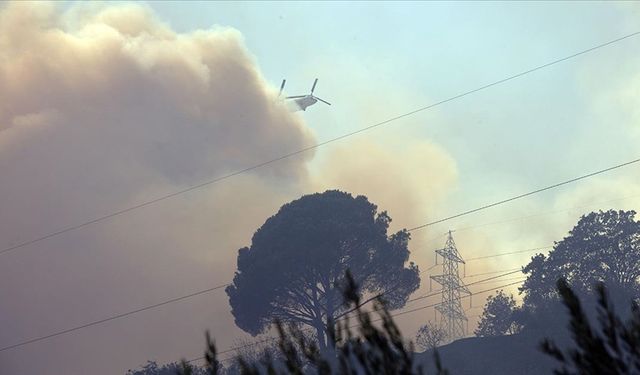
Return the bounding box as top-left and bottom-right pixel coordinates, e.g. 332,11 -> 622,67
0,1 -> 316,249
0,2 -> 314,374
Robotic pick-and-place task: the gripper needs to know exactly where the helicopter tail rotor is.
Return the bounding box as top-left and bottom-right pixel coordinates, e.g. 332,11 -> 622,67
313,96 -> 331,106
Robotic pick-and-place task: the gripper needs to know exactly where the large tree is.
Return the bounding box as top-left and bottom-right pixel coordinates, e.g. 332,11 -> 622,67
518,210 -> 640,333
226,190 -> 420,351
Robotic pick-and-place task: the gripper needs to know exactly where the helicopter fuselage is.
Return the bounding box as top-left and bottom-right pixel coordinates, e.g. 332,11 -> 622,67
291,95 -> 318,111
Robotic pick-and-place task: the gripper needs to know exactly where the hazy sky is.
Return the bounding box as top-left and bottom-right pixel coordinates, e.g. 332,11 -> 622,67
1,2 -> 639,374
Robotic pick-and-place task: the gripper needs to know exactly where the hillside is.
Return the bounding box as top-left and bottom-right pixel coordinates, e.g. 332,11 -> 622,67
417,334 -> 557,375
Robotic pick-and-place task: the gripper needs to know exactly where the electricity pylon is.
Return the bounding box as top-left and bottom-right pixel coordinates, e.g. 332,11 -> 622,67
430,230 -> 471,342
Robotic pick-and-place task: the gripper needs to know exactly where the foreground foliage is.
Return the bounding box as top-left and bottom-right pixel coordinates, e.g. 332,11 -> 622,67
542,279 -> 640,375
126,361 -> 207,375
183,271 -> 445,375
130,276 -> 640,375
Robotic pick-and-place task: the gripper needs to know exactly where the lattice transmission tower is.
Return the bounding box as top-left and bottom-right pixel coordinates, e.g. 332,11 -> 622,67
430,230 -> 471,342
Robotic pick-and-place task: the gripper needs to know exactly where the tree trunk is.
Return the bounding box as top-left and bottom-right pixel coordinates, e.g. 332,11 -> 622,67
315,323 -> 327,353
322,289 -> 337,362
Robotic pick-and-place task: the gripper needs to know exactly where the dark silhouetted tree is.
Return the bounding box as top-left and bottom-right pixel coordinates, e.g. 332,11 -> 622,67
226,190 -> 420,353
519,210 -> 640,331
475,290 -> 522,337
541,279 -> 640,375
416,322 -> 447,351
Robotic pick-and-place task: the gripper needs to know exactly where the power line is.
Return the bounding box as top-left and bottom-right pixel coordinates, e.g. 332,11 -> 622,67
406,157 -> 640,232
2,32 -> 638,258
465,269 -> 523,286
0,283 -> 229,353
388,280 -> 525,320
464,268 -> 521,278
0,264 -> 524,354
465,246 -> 552,261
451,194 -> 640,234
404,269 -> 523,305
0,230 -> 541,353
0,216 -> 608,352
424,263 -> 440,271
413,270 -> 519,303
470,276 -> 527,285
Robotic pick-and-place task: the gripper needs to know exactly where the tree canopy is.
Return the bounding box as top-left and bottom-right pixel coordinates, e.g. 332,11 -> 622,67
521,209 -> 640,311
226,190 -> 420,351
542,279 -> 640,375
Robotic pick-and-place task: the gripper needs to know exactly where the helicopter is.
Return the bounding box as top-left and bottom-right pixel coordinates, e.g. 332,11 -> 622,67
279,78 -> 331,112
